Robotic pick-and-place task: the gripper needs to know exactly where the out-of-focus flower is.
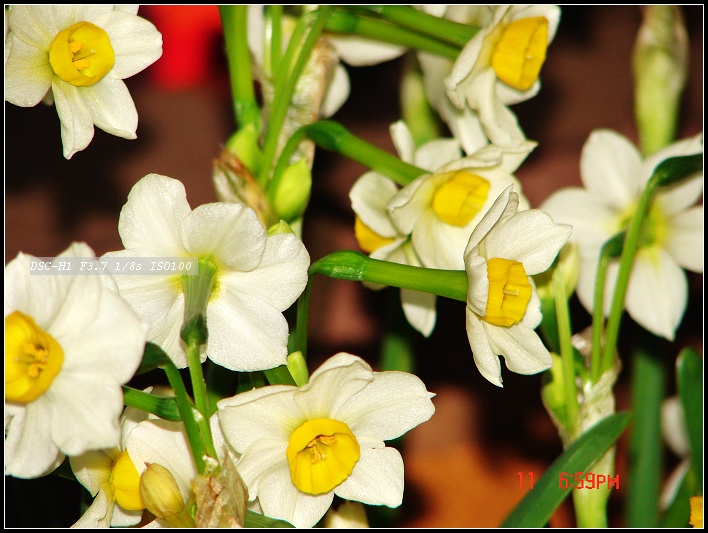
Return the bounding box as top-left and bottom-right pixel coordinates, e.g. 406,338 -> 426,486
541,130 -> 703,340
218,352 -> 435,528
324,500 -> 369,528
350,120 -> 463,336
690,496 -> 703,528
103,174 -> 310,371
4,242 -> 147,479
4,5 -> 162,159
70,402 -> 153,528
464,186 -> 571,387
419,5 -> 559,149
388,136 -> 535,271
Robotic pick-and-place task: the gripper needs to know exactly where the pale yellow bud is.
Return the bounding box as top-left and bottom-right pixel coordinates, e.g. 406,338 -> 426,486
139,463 -> 195,528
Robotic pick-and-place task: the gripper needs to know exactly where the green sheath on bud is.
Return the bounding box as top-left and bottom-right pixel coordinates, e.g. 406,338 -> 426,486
268,158 -> 312,223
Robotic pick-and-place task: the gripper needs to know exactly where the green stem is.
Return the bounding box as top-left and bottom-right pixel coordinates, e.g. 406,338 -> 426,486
552,267 -> 578,428
590,232 -> 625,383
258,7 -> 333,186
265,5 -> 283,75
356,5 -> 479,48
272,121 -> 426,188
162,363 -> 208,475
293,273 -> 315,359
184,339 -> 218,462
122,386 -> 181,421
263,365 -> 297,386
325,10 -> 461,60
219,6 -> 261,131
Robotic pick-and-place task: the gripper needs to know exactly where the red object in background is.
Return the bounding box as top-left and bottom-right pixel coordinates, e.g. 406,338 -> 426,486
139,5 -> 225,89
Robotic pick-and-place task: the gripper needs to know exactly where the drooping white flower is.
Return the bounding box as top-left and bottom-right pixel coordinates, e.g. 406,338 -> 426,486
218,352 -> 435,528
540,130 -> 703,340
464,186 -> 571,387
102,174 -> 310,371
350,120 -> 463,336
70,402 -> 153,528
419,5 -> 560,149
4,242 -> 148,479
388,137 -> 535,271
4,5 -> 162,159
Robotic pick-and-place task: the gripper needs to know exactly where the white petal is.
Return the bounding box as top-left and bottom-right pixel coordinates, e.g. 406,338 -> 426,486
664,206 -> 703,272
387,173 -> 436,235
115,174 -> 191,253
52,78 -> 94,159
335,372 -> 435,441
330,34 -> 405,66
335,446 -> 404,507
257,464 -> 334,528
321,63 -> 350,118
110,506 -> 143,528
465,310 -> 503,387
69,449 -> 113,496
218,386 -> 299,451
216,232 -> 309,310
101,10 -> 163,79
4,34 -> 53,106
72,487 -> 115,528
350,172 -> 400,238
126,419 -> 197,502
4,252 -> 63,326
483,321 -> 553,376
234,438 -> 289,498
7,6 -> 56,48
389,120 -> 416,164
625,248 -> 688,341
485,209 -> 572,275
81,78 -> 138,139
465,253 -> 490,316
295,354 -> 373,419
642,133 -> 704,201
414,138 -> 463,172
580,129 -> 642,210
181,202 -> 266,271
46,371 -> 123,455
400,288 -> 437,337
5,403 -> 64,478
464,185 -> 516,256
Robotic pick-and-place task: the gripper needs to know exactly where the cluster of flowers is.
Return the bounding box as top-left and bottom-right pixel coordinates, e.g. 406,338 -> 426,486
4,4 -> 703,529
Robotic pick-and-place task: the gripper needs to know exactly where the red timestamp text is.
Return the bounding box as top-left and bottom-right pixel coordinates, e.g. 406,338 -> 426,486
560,472 -> 620,490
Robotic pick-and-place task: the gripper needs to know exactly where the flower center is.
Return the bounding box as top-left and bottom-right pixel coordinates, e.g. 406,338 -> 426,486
5,311 -> 64,403
354,216 -> 395,253
286,418 -> 361,495
491,16 -> 549,91
110,451 -> 145,511
432,171 -> 491,227
49,21 -> 115,86
483,258 -> 532,327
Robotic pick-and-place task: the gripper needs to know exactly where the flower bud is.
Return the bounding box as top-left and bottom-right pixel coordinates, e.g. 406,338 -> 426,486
633,5 -> 689,155
269,158 -> 312,223
286,351 -> 309,387
225,124 -> 263,176
324,501 -> 369,528
139,463 -> 195,528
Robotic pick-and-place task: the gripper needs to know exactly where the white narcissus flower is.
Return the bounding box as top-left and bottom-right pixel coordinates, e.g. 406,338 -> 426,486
70,402 -> 152,528
4,242 -> 148,479
218,352 -> 436,528
388,137 -> 535,271
464,186 -> 571,387
420,5 -> 560,149
4,5 -> 162,159
350,120 -> 463,336
541,130 -> 703,340
103,174 -> 310,372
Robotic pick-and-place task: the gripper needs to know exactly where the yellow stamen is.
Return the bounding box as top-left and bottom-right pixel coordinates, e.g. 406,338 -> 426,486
5,311 -> 64,403
491,16 -> 549,91
286,418 -> 360,495
354,216 -> 395,253
110,451 -> 145,511
483,258 -> 532,327
49,21 -> 115,87
432,171 -> 490,227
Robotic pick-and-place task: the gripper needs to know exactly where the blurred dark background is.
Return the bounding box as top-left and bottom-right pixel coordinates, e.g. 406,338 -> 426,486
5,5 -> 703,528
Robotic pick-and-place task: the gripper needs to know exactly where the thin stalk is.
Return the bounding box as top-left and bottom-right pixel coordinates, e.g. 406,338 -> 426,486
552,267 -> 578,428
265,5 -> 283,75
258,7 -> 333,186
219,6 -> 261,131
184,338 -> 218,461
325,10 -> 461,60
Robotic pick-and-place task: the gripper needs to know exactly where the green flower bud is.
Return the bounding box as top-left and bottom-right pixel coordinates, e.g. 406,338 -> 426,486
139,463 -> 195,528
633,5 -> 689,155
286,351 -> 309,387
225,124 -> 263,176
269,158 -> 312,223
267,220 -> 296,236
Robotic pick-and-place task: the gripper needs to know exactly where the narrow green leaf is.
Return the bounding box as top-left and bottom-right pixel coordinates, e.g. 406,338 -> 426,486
244,510 -> 294,528
501,411 -> 631,527
122,386 -> 181,421
677,347 -> 703,489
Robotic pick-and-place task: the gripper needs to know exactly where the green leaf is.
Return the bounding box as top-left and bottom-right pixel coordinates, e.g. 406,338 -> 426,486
501,411 -> 631,527
122,386 -> 181,421
244,510 -> 294,528
677,347 -> 703,489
